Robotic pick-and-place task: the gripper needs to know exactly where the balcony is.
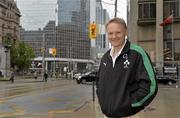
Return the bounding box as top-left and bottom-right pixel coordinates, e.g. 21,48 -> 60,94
138,18 -> 156,25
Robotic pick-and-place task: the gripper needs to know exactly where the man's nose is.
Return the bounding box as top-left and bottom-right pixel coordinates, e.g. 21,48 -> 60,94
112,33 -> 117,38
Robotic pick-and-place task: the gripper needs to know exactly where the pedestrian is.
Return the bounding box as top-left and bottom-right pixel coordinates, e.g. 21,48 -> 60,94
0,71 -> 3,77
34,71 -> 37,80
10,70 -> 14,83
44,72 -> 48,82
96,17 -> 158,118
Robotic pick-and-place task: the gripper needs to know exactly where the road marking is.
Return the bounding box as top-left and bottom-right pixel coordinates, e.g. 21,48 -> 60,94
10,105 -> 25,113
0,99 -> 5,103
48,109 -> 73,118
0,105 -> 25,118
48,109 -> 73,113
47,97 -> 59,102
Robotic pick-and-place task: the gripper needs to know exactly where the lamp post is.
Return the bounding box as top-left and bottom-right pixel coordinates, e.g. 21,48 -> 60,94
4,45 -> 11,78
114,0 -> 118,17
42,33 -> 45,80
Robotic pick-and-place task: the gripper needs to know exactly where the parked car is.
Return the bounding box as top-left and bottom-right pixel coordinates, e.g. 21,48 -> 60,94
76,71 -> 98,84
73,72 -> 82,80
157,76 -> 176,85
155,66 -> 177,85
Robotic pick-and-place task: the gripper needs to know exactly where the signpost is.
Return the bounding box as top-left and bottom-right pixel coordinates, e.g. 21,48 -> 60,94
49,48 -> 57,77
90,0 -> 96,102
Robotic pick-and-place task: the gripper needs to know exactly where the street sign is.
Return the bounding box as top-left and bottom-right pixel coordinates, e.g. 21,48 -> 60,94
41,47 -> 45,52
49,48 -> 56,56
52,48 -> 56,56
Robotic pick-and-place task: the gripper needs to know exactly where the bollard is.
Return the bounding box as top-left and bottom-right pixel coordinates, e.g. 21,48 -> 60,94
92,81 -> 95,102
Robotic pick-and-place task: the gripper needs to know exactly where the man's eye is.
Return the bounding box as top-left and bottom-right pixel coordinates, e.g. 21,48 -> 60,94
117,32 -> 121,34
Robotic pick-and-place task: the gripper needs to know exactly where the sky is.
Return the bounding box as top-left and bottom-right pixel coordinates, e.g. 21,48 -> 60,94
102,0 -> 127,21
16,0 -> 127,30
16,0 -> 57,30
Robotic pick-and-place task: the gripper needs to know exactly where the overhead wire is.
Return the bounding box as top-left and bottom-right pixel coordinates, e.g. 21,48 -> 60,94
101,0 -> 115,18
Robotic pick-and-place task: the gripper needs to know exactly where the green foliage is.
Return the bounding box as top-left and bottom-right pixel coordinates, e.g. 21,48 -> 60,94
2,36 -> 12,45
10,41 -> 35,71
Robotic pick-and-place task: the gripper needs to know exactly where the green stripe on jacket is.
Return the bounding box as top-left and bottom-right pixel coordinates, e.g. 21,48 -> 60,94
130,44 -> 156,107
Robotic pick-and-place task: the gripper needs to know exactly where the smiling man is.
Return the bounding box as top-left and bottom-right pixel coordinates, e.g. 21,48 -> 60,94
96,17 -> 158,118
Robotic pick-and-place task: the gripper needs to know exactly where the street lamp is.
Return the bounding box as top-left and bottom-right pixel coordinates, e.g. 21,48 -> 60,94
4,44 -> 11,78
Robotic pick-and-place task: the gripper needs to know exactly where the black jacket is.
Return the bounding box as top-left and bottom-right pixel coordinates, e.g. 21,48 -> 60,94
96,40 -> 158,117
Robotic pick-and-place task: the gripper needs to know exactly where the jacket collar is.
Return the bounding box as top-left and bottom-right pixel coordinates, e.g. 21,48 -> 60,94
106,39 -> 131,61
121,39 -> 130,54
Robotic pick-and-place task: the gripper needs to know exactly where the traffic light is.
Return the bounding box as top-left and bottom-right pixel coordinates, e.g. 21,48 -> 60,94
89,23 -> 97,39
52,48 -> 56,56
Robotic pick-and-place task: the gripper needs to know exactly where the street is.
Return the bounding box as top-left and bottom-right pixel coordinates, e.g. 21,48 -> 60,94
0,78 -> 94,118
0,78 -> 180,118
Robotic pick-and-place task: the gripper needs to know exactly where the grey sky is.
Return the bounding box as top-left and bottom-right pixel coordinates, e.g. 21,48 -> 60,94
102,0 -> 127,21
16,0 -> 127,30
17,0 -> 57,30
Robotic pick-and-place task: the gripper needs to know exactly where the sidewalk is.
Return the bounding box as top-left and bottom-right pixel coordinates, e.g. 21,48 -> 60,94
72,100 -> 143,118
72,100 -> 104,118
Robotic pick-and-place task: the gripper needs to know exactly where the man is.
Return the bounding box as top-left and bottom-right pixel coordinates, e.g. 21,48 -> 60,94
44,72 -> 48,82
96,17 -> 158,118
34,71 -> 37,80
10,70 -> 15,83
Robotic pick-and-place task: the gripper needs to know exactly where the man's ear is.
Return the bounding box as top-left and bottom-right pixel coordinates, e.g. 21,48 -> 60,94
124,29 -> 128,39
126,30 -> 128,36
126,30 -> 128,37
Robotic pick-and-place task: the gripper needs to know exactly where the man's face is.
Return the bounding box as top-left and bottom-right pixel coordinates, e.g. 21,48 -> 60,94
106,23 -> 127,48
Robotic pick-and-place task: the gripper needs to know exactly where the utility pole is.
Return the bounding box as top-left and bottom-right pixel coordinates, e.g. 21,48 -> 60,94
171,10 -> 174,62
90,0 -> 96,47
114,0 -> 118,17
42,33 -> 45,80
53,49 -> 56,78
90,0 -> 96,102
53,6 -> 58,78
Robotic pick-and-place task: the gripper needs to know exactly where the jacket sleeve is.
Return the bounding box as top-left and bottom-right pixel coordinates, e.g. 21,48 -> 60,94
130,52 -> 158,108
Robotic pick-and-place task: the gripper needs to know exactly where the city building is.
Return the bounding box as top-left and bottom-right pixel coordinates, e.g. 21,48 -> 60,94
20,0 -> 109,74
57,0 -> 90,60
20,28 -> 43,57
57,0 -> 109,70
0,0 -> 21,76
128,0 -> 180,66
94,0 -> 109,59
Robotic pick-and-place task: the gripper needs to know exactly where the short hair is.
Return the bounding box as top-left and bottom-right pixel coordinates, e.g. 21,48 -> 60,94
105,17 -> 127,30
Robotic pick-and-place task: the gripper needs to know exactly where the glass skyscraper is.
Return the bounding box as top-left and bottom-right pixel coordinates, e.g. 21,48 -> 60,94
58,0 -> 81,24
57,0 -> 90,59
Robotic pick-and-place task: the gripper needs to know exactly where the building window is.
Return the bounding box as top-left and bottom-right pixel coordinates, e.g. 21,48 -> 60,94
2,24 -> 5,34
138,2 -> 156,19
164,1 -> 180,18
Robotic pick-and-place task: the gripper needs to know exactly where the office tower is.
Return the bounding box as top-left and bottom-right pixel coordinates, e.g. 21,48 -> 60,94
57,0 -> 90,59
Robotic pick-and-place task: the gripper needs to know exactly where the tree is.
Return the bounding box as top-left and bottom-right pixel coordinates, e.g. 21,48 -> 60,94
10,41 -> 35,71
